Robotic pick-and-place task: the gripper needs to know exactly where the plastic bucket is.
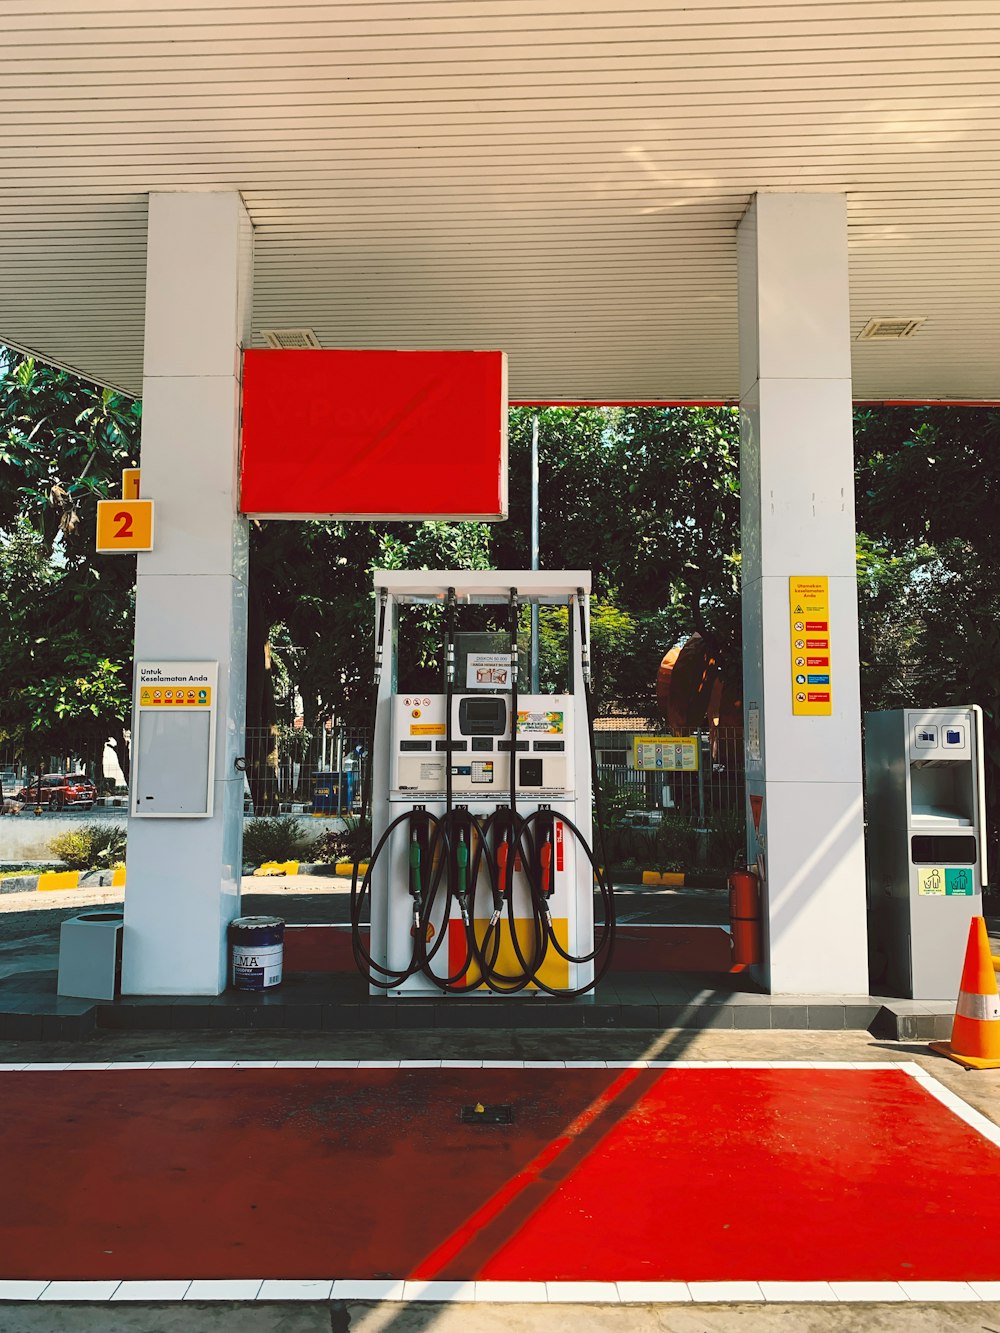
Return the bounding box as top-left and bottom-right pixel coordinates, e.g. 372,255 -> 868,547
230,915 -> 285,991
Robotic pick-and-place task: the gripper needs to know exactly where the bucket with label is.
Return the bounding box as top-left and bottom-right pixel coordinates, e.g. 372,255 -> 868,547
230,915 -> 285,991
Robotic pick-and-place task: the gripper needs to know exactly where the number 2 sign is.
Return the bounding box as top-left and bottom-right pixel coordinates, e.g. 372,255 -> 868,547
96,499 -> 155,553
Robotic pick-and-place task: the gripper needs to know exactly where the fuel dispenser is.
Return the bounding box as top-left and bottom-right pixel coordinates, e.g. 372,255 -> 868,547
350,571 -> 615,998
864,707 -> 988,998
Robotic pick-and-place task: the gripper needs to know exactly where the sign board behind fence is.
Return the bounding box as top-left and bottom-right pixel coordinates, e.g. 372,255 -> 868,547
633,736 -> 699,772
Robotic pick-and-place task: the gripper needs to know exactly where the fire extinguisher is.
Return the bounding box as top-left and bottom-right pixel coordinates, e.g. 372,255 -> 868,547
728,869 -> 761,967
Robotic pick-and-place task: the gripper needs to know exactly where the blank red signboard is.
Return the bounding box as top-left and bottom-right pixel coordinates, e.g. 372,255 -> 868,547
239,349 -> 508,520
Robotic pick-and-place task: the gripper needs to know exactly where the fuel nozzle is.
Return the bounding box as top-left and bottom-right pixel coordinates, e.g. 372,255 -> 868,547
539,830 -> 553,899
456,828 -> 470,925
496,833 -> 511,900
408,826 -> 423,929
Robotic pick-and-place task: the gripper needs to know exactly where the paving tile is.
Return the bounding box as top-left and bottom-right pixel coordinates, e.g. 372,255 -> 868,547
829,1282 -> 908,1302
0,1280 -> 49,1299
40,1281 -> 122,1301
184,1280 -> 264,1300
898,1282 -> 979,1301
759,1282 -> 837,1301
546,1282 -> 620,1303
324,1004 -> 361,1029
396,1004 -> 435,1029
806,1005 -> 846,1030
844,1005 -> 880,1029
402,1281 -> 476,1301
733,1007 -> 772,1030
474,1282 -> 548,1302
258,1280 -> 333,1300
617,1282 -> 692,1302
0,1015 -> 43,1039
112,1281 -> 192,1301
283,1005 -> 325,1029
333,1280 -> 405,1300
360,1004 -> 400,1030
769,1006 -> 809,1030
688,1282 -> 765,1302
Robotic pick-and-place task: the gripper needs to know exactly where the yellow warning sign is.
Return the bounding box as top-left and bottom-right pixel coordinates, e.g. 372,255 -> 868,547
410,723 -> 446,736
96,499 -> 154,553
139,685 -> 212,708
790,575 -> 832,717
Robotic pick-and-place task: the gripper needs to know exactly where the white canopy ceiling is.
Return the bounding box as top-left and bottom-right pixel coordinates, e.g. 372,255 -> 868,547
1,0 -> 998,402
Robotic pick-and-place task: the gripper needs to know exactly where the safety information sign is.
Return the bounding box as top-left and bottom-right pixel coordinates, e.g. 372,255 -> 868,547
137,662 -> 215,708
790,575 -> 832,717
633,737 -> 699,772
917,866 -> 976,896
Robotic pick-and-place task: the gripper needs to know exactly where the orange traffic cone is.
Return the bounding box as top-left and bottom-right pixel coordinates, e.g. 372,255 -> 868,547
930,917 -> 1000,1070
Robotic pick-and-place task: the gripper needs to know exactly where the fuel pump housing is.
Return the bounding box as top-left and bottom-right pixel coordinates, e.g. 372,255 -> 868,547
364,570 -> 608,998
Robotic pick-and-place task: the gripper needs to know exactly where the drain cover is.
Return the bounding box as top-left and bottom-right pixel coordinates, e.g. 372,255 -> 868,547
461,1103 -> 513,1124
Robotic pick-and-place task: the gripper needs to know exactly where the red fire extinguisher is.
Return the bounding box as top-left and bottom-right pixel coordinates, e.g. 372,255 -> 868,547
728,869 -> 762,967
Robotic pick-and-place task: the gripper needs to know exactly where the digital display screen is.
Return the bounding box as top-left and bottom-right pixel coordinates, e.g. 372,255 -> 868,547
459,696 -> 507,736
466,699 -> 503,722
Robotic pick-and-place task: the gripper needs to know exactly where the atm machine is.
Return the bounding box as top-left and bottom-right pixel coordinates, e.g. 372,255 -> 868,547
864,707 -> 988,998
351,570 -> 615,998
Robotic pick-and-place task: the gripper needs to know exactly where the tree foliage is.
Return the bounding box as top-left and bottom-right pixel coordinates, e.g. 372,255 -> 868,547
0,353 -> 140,772
1,342 -> 996,878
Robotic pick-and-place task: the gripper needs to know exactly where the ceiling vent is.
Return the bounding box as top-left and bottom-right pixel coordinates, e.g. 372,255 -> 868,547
261,328 -> 321,349
857,317 -> 926,341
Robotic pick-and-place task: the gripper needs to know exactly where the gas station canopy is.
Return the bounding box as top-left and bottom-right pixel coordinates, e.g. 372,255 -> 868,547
2,0 -> 998,404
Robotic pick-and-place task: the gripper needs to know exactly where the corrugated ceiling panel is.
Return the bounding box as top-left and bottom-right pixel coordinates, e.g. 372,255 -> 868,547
0,0 -> 997,401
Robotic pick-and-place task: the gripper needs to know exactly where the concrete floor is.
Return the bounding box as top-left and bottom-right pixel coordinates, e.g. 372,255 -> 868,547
2,1028 -> 999,1332
4,1297 -> 1000,1333
3,882 -> 999,1332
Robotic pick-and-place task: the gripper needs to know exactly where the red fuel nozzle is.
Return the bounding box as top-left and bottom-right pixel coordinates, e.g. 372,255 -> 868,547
496,838 -> 510,897
540,836 -> 553,898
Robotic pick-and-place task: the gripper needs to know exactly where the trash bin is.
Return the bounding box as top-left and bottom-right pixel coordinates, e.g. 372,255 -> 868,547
230,915 -> 285,991
57,911 -> 124,1001
312,770 -> 355,814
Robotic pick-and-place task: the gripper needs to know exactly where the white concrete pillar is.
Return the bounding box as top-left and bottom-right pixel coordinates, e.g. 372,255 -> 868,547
738,193 -> 869,996
122,192 -> 253,995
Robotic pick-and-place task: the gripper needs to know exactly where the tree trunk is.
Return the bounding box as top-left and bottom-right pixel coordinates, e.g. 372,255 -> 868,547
109,718 -> 130,786
245,578 -> 279,815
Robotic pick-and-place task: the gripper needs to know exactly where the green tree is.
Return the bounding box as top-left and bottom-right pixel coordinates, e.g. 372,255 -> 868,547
855,407 -> 1000,880
0,351 -> 140,776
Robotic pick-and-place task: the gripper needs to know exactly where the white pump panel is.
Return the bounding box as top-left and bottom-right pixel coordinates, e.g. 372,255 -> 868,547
368,570 -> 597,999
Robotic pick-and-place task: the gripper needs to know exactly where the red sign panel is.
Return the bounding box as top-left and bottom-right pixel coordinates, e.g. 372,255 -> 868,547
240,350 -> 508,520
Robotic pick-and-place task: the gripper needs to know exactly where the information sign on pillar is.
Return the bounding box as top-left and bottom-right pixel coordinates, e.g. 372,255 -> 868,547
96,499 -> 155,553
789,575 -> 832,716
131,661 -> 218,819
122,468 -> 141,500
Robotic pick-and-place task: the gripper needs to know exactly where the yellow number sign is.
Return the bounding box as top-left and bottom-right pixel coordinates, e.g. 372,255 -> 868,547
122,467 -> 141,500
96,499 -> 154,553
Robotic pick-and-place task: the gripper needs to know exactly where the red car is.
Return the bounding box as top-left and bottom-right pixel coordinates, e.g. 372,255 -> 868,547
17,773 -> 97,811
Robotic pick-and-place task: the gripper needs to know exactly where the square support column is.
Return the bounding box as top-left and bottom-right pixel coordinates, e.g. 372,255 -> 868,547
738,193 -> 868,995
121,192 -> 253,995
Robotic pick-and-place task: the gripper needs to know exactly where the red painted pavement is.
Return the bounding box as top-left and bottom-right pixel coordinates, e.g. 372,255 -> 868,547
2,1068 -> 998,1283
282,923 -> 736,974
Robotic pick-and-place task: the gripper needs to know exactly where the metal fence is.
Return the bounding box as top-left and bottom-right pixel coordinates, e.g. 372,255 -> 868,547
243,725 -> 369,815
594,726 -> 745,824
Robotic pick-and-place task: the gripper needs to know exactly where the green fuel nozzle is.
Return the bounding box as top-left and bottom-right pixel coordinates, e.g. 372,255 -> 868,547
456,829 -> 470,923
409,828 -> 422,898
